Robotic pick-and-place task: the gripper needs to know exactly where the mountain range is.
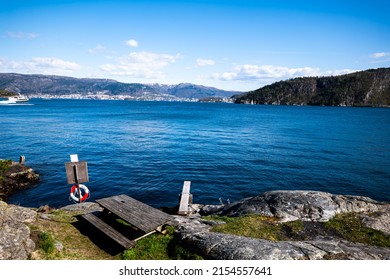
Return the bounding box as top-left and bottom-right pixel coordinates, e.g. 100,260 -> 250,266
0,73 -> 240,101
1,68 -> 390,106
234,67 -> 390,107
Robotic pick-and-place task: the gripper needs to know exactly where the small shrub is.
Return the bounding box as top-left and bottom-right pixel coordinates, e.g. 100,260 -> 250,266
121,226 -> 202,260
0,160 -> 12,174
38,232 -> 56,254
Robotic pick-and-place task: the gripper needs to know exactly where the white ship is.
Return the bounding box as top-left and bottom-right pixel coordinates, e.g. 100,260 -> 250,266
7,94 -> 30,103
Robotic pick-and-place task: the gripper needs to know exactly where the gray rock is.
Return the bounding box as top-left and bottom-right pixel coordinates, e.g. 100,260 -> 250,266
59,202 -> 103,214
174,190 -> 390,260
54,240 -> 63,252
176,218 -> 390,260
218,190 -> 389,222
362,211 -> 390,235
0,201 -> 36,259
199,204 -> 225,216
0,162 -> 39,201
1,202 -> 37,223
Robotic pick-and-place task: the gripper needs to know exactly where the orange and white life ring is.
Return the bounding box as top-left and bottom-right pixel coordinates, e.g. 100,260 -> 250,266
69,184 -> 90,203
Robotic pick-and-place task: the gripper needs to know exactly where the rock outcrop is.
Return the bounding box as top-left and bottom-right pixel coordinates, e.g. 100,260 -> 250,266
177,227 -> 390,260
0,201 -> 37,259
216,190 -> 390,222
0,161 -> 39,201
175,190 -> 390,260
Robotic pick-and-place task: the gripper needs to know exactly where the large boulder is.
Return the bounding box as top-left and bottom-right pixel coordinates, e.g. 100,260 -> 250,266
0,201 -> 37,259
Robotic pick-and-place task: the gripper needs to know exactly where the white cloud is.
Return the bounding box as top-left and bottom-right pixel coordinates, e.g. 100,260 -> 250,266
369,52 -> 390,63
100,51 -> 180,79
370,52 -> 390,59
88,44 -> 105,54
323,69 -> 356,76
125,39 -> 139,48
1,57 -> 81,75
6,31 -> 39,39
197,58 -> 215,67
212,64 -> 356,85
213,64 -> 320,81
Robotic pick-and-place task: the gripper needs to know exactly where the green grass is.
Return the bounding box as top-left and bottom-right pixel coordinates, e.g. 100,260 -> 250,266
206,213 -> 390,248
208,215 -> 303,241
325,213 -> 390,247
37,231 -> 56,255
121,226 -> 203,260
0,159 -> 12,174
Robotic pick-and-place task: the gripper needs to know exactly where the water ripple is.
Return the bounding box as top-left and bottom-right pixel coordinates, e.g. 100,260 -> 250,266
2,99 -> 390,207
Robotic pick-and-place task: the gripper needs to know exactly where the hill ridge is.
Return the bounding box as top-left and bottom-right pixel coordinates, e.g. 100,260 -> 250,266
0,72 -> 240,101
234,67 -> 390,107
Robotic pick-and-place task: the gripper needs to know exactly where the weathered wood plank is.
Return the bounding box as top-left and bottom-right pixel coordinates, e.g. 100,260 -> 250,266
178,181 -> 191,215
96,194 -> 173,233
82,213 -> 136,249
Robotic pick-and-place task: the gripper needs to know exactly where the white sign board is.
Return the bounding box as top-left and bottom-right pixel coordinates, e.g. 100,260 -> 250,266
70,154 -> 79,162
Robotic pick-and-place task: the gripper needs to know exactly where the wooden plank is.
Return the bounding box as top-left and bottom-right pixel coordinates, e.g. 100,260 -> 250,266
82,213 -> 136,249
178,181 -> 191,215
96,195 -> 173,233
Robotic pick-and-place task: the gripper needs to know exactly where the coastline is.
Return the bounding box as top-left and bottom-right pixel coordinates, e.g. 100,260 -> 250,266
1,185 -> 389,260
1,161 -> 389,260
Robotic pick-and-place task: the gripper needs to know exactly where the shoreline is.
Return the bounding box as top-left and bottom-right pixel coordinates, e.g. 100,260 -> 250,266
1,160 -> 389,260
1,189 -> 390,260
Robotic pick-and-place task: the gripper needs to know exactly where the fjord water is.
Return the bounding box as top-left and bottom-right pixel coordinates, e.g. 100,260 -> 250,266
1,99 -> 390,208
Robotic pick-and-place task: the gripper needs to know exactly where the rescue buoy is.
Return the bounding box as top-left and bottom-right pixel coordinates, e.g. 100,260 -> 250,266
69,184 -> 90,203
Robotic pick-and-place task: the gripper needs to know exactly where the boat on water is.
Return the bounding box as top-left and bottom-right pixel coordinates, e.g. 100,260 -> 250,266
0,94 -> 30,104
7,94 -> 30,103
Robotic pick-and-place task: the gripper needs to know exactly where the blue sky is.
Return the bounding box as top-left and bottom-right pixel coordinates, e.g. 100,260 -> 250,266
0,0 -> 389,91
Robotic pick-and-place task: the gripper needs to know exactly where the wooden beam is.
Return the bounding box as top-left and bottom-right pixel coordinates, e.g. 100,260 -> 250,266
178,181 -> 191,215
82,213 -> 136,249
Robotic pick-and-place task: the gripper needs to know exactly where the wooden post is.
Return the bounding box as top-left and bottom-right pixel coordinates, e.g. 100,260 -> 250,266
178,181 -> 191,215
19,156 -> 25,165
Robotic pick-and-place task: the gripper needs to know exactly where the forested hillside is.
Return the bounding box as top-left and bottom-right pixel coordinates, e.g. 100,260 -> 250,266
234,68 -> 390,107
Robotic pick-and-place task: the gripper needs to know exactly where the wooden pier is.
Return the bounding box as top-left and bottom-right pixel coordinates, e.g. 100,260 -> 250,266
178,181 -> 192,215
81,194 -> 173,249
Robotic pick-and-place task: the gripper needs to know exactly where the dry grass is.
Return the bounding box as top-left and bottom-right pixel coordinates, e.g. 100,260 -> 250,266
29,210 -> 118,260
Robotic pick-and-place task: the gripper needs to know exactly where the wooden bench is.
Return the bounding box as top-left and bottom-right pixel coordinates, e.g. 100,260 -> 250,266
82,213 -> 136,249
178,181 -> 192,215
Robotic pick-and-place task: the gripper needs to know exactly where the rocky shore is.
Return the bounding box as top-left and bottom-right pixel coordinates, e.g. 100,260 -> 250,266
0,161 -> 389,260
0,160 -> 39,201
1,188 -> 389,260
175,191 -> 390,260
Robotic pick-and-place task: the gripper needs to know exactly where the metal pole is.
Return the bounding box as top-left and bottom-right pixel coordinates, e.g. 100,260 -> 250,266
73,165 -> 82,203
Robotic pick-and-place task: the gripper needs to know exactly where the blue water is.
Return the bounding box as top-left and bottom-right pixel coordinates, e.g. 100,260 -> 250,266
1,99 -> 390,208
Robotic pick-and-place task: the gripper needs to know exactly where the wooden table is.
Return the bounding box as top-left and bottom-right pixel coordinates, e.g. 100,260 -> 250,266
95,194 -> 173,234
81,194 -> 174,249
